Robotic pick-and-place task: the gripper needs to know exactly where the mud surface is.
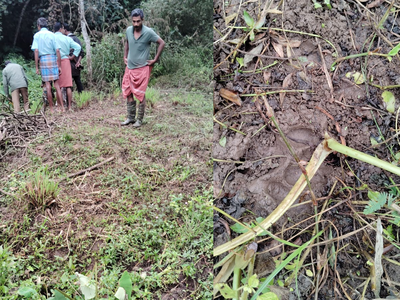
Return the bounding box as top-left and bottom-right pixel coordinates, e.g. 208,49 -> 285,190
214,0 -> 400,298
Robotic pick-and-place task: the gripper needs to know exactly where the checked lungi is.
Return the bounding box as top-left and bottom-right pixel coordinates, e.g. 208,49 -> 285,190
40,54 -> 59,82
121,66 -> 152,102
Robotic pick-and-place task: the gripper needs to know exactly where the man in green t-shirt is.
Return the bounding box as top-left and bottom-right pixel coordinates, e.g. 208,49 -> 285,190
121,8 -> 165,127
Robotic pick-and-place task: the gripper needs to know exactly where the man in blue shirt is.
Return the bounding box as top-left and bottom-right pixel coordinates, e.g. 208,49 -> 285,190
31,17 -> 64,113
54,22 -> 81,110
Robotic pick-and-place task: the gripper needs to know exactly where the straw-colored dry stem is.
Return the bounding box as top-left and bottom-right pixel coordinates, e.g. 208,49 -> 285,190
214,141 -> 332,256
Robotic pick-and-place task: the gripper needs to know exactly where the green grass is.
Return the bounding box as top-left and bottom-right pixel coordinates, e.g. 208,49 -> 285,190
0,88 -> 212,299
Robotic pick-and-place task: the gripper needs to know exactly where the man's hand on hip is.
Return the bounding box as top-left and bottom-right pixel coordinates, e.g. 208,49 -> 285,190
147,59 -> 157,66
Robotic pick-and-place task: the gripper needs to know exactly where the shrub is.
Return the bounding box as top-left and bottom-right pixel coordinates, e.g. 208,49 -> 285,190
91,33 -> 125,90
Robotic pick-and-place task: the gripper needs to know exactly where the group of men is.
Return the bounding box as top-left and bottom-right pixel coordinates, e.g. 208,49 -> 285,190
2,18 -> 84,113
3,8 -> 164,127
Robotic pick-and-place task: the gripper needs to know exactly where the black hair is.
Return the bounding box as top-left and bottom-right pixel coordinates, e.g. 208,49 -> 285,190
37,17 -> 47,28
54,22 -> 62,32
63,23 -> 71,32
4,61 -> 11,67
131,8 -> 144,19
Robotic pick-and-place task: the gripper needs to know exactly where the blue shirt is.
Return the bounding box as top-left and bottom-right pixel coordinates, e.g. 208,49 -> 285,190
54,32 -> 81,59
31,28 -> 59,57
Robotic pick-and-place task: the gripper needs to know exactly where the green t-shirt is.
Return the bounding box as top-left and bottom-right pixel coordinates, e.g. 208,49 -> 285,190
126,25 -> 160,69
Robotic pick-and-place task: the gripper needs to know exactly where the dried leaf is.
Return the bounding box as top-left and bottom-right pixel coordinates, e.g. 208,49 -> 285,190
345,71 -> 365,84
227,38 -> 242,45
367,0 -> 384,8
244,43 -> 263,66
272,42 -> 284,58
263,71 -> 271,84
280,73 -> 293,105
219,88 -> 242,106
224,13 -> 237,26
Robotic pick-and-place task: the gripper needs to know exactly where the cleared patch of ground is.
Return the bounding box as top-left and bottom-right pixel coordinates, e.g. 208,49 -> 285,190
0,88 -> 213,299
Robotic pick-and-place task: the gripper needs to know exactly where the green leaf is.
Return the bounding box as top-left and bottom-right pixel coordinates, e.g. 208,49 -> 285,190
370,136 -> 379,146
52,290 -> 69,300
230,222 -> 248,233
236,57 -> 244,68
306,269 -> 314,277
248,274 -> 259,288
119,271 -> 132,299
18,287 -> 37,297
76,273 -> 96,300
115,287 -> 126,300
364,191 -> 387,214
250,30 -> 255,41
314,3 -> 322,9
219,136 -> 227,147
257,292 -> 279,300
215,283 -> 237,299
382,91 -> 396,113
243,11 -> 255,28
388,43 -> 400,56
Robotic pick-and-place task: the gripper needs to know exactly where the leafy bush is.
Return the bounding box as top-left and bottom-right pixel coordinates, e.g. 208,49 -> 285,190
91,33 -> 125,90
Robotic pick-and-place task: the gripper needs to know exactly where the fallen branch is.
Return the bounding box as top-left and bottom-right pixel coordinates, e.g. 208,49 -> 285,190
66,156 -> 115,179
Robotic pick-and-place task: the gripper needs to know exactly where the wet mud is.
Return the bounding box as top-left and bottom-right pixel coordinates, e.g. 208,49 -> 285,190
214,0 -> 400,298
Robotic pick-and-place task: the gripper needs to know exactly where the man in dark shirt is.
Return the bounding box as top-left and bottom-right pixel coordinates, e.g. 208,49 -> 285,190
63,23 -> 84,93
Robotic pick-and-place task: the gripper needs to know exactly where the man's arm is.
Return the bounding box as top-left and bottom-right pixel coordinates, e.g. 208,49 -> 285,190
147,37 -> 165,66
34,49 -> 40,75
56,49 -> 62,75
124,40 -> 129,65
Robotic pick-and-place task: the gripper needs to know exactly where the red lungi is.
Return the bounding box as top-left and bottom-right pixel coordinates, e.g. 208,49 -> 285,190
121,66 -> 151,102
58,58 -> 73,88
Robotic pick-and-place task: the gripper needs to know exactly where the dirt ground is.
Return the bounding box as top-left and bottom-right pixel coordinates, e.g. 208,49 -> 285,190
213,0 -> 400,299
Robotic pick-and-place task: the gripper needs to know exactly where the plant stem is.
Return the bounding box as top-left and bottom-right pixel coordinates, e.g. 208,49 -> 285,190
325,134 -> 400,176
241,89 -> 311,97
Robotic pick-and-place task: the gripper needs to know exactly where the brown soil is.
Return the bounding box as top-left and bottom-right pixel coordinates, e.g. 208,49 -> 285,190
214,0 -> 400,298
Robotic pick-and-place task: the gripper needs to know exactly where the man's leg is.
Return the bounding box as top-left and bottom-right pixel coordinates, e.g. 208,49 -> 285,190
73,75 -> 84,93
21,87 -> 29,111
11,89 -> 21,113
53,80 -> 65,112
67,87 -> 72,109
133,97 -> 146,127
121,94 -> 136,126
45,81 -> 55,112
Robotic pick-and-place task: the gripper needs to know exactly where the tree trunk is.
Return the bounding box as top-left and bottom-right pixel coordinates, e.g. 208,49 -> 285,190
13,0 -> 31,48
79,0 -> 92,83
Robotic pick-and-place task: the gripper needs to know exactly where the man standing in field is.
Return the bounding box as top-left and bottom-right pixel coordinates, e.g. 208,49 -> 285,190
2,61 -> 29,113
63,23 -> 85,94
54,22 -> 81,110
121,8 -> 165,127
31,17 -> 64,113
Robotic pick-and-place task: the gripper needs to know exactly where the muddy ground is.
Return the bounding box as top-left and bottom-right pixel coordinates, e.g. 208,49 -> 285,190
213,0 -> 400,299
